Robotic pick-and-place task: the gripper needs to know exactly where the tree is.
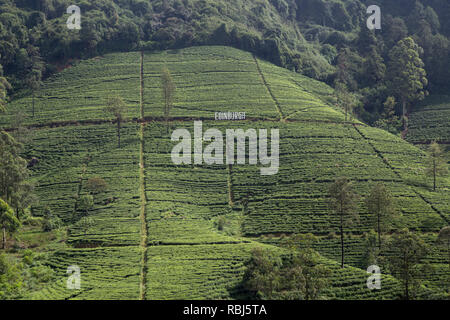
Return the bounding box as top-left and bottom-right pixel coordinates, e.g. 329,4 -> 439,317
0,253 -> 23,299
77,195 -> 94,216
0,64 -> 11,113
363,46 -> 386,84
387,37 -> 428,130
425,142 -> 448,191
161,67 -> 175,133
281,234 -> 330,300
105,96 -> 127,148
382,96 -> 399,123
0,199 -> 20,250
361,229 -> 379,268
335,81 -> 357,121
243,247 -> 282,299
437,226 -> 450,269
328,177 -> 359,268
76,217 -> 94,236
365,183 -> 395,249
24,46 -> 44,118
42,206 -> 62,232
374,96 -> 402,134
335,48 -> 352,89
385,229 -> 429,300
86,177 -> 108,195
0,131 -> 35,216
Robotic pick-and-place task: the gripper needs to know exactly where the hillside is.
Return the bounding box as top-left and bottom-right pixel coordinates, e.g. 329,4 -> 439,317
406,95 -> 450,144
0,46 -> 448,300
3,0 -> 450,135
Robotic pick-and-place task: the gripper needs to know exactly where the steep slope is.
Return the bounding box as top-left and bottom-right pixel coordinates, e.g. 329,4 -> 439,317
1,46 -> 447,299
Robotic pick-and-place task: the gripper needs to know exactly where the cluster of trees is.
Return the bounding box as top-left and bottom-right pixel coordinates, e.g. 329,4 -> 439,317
0,249 -> 54,299
327,171 -> 448,299
0,130 -> 37,249
244,174 -> 448,300
243,234 -> 331,300
329,0 -> 450,131
1,1 -> 450,129
335,36 -> 428,132
244,143 -> 447,300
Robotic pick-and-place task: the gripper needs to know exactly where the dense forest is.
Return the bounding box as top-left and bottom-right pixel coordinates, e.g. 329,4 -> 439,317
1,0 -> 450,129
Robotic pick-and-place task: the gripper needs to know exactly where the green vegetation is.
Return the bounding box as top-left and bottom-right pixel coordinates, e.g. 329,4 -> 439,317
406,95 -> 450,143
0,199 -> 19,249
384,229 -> 430,300
386,37 -> 428,130
2,0 -> 450,128
365,182 -> 395,249
105,96 -> 128,148
425,142 -> 448,191
328,177 -> 359,268
0,46 -> 448,299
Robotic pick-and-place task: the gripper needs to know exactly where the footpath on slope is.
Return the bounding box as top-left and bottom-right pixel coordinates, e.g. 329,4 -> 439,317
139,51 -> 149,300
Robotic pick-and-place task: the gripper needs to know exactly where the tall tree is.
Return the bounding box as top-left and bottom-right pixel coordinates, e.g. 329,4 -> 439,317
0,199 -> 20,250
387,37 -> 428,130
0,253 -> 23,299
335,82 -> 356,121
365,183 -> 395,249
0,63 -> 11,113
282,234 -> 330,300
425,142 -> 448,191
328,177 -> 360,268
161,67 -> 175,133
105,96 -> 127,148
386,229 -> 429,300
24,46 -> 44,118
363,46 -> 386,84
0,131 -> 33,208
243,247 -> 282,299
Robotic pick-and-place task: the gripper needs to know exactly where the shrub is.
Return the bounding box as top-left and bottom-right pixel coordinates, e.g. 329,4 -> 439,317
76,195 -> 94,216
217,216 -> 226,231
86,177 -> 108,194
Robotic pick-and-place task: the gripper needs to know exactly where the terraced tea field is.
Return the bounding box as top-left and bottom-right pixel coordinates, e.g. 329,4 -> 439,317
1,46 -> 448,299
406,95 -> 450,144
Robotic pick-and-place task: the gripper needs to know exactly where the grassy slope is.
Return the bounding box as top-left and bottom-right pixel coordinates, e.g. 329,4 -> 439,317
1,46 -> 448,299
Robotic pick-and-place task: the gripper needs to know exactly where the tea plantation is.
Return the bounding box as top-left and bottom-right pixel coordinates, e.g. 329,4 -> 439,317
1,46 -> 448,300
406,95 -> 450,144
